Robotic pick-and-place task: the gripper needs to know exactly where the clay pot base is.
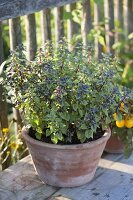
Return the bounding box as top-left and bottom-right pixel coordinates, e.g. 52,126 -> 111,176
22,127 -> 111,187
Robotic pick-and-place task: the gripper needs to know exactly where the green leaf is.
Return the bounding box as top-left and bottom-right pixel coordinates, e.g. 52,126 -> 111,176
56,132 -> 63,141
102,124 -> 108,130
94,0 -> 104,5
77,131 -> 86,143
72,10 -> 81,24
103,109 -> 108,116
114,20 -> 120,28
124,145 -> 133,159
59,112 -> 70,121
98,36 -> 106,46
128,32 -> 133,40
91,124 -> 97,133
46,129 -> 51,136
117,114 -> 123,121
85,130 -> 93,139
51,135 -> 58,144
112,42 -> 122,50
72,104 -> 78,111
65,102 -> 70,107
36,127 -> 42,134
60,123 -> 67,134
82,100 -> 88,106
49,125 -> 56,133
105,117 -> 111,124
80,123 -> 87,130
70,113 -> 78,121
63,11 -> 73,20
123,106 -> 129,113
34,118 -> 39,126
35,132 -> 42,140
78,109 -> 84,117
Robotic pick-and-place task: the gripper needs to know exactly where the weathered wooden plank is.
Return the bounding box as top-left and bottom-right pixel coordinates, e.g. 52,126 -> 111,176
81,0 -> 92,47
41,9 -> 52,46
66,4 -> 73,50
94,2 -> 103,58
0,156 -> 58,200
114,0 -> 124,62
26,14 -> 37,60
9,17 -> 22,50
123,0 -> 133,35
114,0 -> 123,42
0,0 -> 79,21
104,0 -> 115,55
66,3 -> 79,50
126,0 -> 133,34
54,6 -> 64,45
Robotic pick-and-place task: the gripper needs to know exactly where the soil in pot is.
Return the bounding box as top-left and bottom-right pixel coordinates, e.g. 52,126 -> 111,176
29,126 -> 105,145
22,127 -> 111,187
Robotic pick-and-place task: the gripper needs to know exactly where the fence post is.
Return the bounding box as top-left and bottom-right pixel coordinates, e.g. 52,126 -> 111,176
41,9 -> 51,46
114,0 -> 123,42
66,3 -> 79,50
94,2 -> 103,58
9,17 -> 23,135
126,0 -> 133,55
9,17 -> 22,50
66,4 -> 73,50
54,6 -> 64,45
123,0 -> 133,78
104,0 -> 115,55
114,0 -> 124,61
81,0 -> 92,47
26,14 -> 37,60
0,21 -> 11,170
123,0 -> 133,35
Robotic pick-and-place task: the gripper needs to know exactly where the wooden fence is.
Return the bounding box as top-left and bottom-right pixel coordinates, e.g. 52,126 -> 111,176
0,0 -> 133,169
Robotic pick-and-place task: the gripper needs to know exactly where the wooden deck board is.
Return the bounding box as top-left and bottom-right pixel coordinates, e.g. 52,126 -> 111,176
0,153 -> 133,200
0,155 -> 59,200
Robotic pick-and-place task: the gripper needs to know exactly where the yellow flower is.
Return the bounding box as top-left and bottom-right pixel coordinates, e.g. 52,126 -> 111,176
113,113 -> 117,120
10,142 -> 19,150
2,128 -> 9,134
120,102 -> 124,112
6,151 -> 10,155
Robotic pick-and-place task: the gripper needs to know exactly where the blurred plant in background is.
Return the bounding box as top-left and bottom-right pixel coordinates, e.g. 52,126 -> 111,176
112,98 -> 133,158
113,31 -> 133,89
0,120 -> 28,171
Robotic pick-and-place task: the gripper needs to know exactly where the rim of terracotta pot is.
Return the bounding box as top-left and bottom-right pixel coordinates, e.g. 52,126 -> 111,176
22,126 -> 111,149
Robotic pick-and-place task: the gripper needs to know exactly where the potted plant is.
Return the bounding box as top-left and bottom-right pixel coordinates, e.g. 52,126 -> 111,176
1,42 -> 127,187
105,98 -> 133,157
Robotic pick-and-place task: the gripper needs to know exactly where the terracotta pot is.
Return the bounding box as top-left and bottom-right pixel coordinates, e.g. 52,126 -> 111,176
105,135 -> 124,154
22,127 -> 111,187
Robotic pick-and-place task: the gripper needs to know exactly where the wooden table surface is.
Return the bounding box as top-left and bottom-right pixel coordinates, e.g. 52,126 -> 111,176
0,152 -> 133,200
